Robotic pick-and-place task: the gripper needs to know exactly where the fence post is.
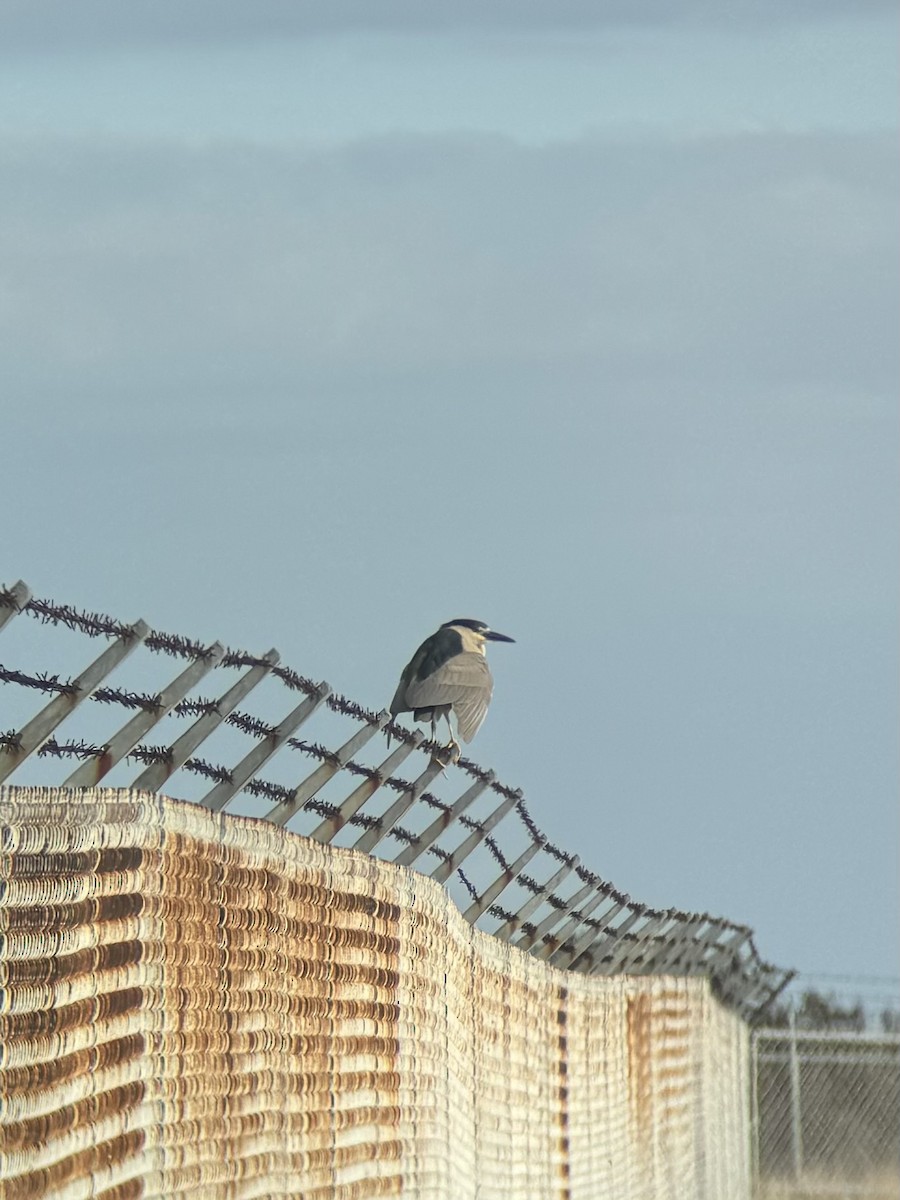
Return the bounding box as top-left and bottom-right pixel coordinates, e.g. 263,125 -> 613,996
750,1030 -> 760,1195
789,1010 -> 804,1184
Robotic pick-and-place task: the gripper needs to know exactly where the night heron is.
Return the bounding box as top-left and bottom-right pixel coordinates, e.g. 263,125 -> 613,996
389,618 -> 515,755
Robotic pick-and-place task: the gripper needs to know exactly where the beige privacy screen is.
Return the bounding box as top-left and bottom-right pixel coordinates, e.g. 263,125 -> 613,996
0,789 -> 750,1200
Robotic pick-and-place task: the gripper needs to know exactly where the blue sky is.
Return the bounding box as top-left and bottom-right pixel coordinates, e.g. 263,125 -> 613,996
1,1 -> 897,988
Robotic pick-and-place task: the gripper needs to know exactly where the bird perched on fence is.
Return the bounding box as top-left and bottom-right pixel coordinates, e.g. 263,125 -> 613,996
389,618 -> 515,756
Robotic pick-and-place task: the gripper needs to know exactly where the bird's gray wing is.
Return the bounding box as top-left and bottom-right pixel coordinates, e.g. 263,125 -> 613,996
403,652 -> 494,743
390,626 -> 464,717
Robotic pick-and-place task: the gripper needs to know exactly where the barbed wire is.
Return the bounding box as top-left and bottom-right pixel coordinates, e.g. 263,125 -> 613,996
0,663 -> 78,696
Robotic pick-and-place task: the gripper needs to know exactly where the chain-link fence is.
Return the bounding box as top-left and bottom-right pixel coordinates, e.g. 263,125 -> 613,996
1,787 -> 754,1200
0,579 -> 791,1018
752,1026 -> 900,1200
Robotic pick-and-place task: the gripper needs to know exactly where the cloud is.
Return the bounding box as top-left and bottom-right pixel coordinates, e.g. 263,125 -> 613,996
0,0 -> 894,54
2,129 -> 896,401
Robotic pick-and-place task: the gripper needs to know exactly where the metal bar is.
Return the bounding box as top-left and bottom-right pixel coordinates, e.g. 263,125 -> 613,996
696,921 -> 748,969
130,649 -> 280,792
719,924 -> 753,954
597,911 -> 673,973
729,966 -> 788,1018
63,643 -> 225,787
750,1030 -> 761,1195
580,905 -> 649,974
627,915 -> 712,976
770,967 -> 799,1009
428,790 -> 522,886
462,836 -> 545,924
392,772 -> 494,869
693,927 -> 756,1006
717,970 -> 763,1014
789,1011 -> 804,1183
693,919 -> 746,960
609,912 -> 710,979
756,1049 -> 900,1066
531,884 -> 613,962
201,683 -> 332,812
693,924 -> 754,981
545,894 -> 629,968
0,580 -> 32,633
744,968 -> 795,1019
754,1026 -> 899,1046
265,711 -> 392,828
514,876 -> 603,954
0,620 -> 150,784
351,757 -> 447,856
492,855 -> 580,942
308,732 -> 425,843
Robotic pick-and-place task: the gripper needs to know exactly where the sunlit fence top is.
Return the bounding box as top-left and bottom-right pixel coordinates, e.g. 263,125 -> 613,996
0,579 -> 792,1019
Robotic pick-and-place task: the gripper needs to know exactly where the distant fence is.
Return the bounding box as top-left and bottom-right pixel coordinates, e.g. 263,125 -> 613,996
0,580 -> 791,1021
752,1026 -> 900,1200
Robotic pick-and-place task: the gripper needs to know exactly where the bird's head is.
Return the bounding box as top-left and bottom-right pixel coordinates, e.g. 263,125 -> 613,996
441,618 -> 515,650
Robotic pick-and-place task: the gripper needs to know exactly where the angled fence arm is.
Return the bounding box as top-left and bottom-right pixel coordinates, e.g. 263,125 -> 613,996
392,772 -> 494,869
0,580 -> 32,634
702,925 -> 754,974
64,643 -> 226,787
595,911 -> 674,973
201,683 -> 332,812
351,756 -> 447,856
308,732 -> 425,843
0,620 -> 150,784
757,969 -> 796,1019
265,711 -> 392,828
577,905 -> 649,974
462,836 -> 545,924
625,915 -> 711,976
130,649 -> 280,792
492,855 -> 580,941
428,790 -> 522,886
513,876 -> 603,954
545,895 -> 629,968
727,967 -> 794,1021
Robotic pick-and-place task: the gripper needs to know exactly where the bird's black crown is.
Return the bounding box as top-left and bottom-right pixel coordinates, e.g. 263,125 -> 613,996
441,618 -> 488,632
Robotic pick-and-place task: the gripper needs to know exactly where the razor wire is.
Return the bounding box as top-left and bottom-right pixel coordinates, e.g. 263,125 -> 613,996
0,579 -> 793,1018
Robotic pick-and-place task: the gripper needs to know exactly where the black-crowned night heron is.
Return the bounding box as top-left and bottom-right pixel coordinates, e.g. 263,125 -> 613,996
389,618 -> 515,754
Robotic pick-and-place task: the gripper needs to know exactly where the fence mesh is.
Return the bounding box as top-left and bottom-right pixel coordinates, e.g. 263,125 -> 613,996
753,1028 -> 900,1200
1,787 -> 751,1200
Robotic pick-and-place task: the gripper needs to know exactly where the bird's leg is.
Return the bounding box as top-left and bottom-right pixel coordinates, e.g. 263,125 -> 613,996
442,711 -> 461,763
426,711 -> 459,769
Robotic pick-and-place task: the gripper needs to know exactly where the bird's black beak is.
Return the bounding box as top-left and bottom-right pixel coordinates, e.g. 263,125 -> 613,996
485,630 -> 515,643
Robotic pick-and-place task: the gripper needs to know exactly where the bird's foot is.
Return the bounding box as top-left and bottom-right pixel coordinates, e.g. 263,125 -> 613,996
430,739 -> 461,771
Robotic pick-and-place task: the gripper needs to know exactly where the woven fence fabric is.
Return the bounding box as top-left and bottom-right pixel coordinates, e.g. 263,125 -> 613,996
0,787 -> 750,1200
